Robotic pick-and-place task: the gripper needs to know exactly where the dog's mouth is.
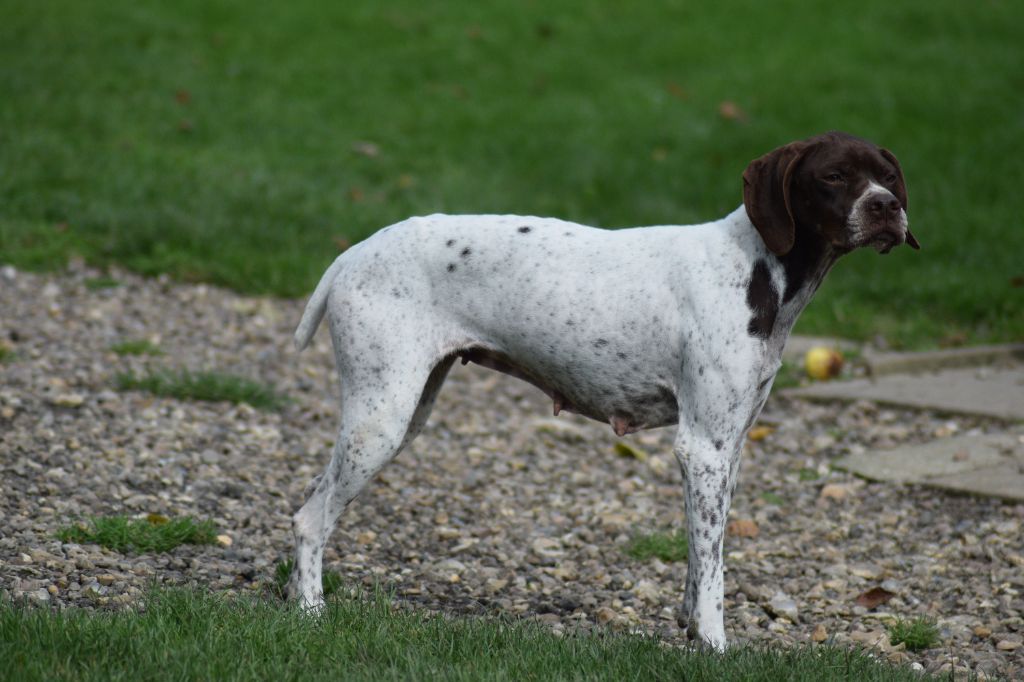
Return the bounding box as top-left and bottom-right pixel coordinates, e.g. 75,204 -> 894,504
869,232 -> 900,254
855,224 -> 909,255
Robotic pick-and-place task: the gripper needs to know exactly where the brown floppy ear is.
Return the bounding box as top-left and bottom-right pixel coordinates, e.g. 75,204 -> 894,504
742,141 -> 808,256
879,147 -> 920,250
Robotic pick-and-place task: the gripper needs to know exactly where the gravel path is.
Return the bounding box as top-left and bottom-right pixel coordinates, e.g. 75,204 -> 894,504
2,263 -> 1022,679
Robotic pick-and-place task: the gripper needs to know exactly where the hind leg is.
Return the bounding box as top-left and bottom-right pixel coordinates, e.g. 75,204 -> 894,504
288,354 -> 453,610
297,358 -> 454,506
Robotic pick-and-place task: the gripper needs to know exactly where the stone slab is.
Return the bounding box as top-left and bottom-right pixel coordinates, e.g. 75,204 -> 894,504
836,433 -> 1021,481
926,462 -> 1024,502
864,343 -> 1024,376
834,432 -> 1024,502
783,365 -> 1024,421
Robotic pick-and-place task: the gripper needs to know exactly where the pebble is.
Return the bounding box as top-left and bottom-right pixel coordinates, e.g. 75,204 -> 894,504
1,268 -> 1022,680
767,592 -> 799,622
51,393 -> 85,408
818,484 -> 851,502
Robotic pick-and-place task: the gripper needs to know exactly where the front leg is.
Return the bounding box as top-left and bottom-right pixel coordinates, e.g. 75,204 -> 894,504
673,426 -> 744,650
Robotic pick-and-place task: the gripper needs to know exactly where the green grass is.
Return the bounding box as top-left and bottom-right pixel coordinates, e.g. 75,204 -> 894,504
0,342 -> 13,363
271,559 -> 343,599
84,275 -> 121,290
0,587 -> 934,682
56,515 -> 218,554
797,468 -> 821,482
110,339 -> 164,356
1,0 -> 1022,347
760,492 -> 786,506
625,529 -> 689,563
887,617 -> 940,652
116,368 -> 287,410
772,361 -> 804,389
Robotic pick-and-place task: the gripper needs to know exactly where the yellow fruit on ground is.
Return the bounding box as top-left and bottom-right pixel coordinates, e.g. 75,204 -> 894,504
804,346 -> 843,380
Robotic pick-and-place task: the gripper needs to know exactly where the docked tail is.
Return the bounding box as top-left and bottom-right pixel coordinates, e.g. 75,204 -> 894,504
293,256 -> 346,351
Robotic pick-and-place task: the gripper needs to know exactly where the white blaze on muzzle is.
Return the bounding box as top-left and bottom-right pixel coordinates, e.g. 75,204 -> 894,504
848,181 -> 910,252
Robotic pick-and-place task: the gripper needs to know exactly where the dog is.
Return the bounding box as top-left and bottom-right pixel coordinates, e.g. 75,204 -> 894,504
288,131 -> 917,649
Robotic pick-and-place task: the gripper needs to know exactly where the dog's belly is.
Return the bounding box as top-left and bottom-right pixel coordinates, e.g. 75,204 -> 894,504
458,346 -> 679,435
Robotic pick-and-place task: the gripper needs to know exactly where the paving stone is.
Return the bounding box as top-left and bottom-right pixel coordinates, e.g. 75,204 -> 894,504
926,462 -> 1024,502
835,432 -> 1024,502
784,365 -> 1024,421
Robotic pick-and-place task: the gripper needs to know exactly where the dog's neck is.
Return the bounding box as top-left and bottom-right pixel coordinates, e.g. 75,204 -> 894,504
757,218 -> 842,347
777,223 -> 842,307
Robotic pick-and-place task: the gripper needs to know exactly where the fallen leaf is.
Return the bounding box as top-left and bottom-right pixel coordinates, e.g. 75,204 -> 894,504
747,425 -> 775,441
1011,275 -> 1024,288
726,518 -> 759,538
333,236 -> 351,252
666,81 -> 688,100
855,586 -> 896,609
613,441 -> 648,462
939,332 -> 968,347
850,629 -> 892,651
146,513 -> 169,525
347,187 -> 364,202
351,141 -> 380,158
175,89 -> 192,105
812,623 -> 828,642
717,100 -> 747,121
216,534 -> 232,547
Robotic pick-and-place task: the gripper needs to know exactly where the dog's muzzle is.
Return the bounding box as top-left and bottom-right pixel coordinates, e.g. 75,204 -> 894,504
858,192 -> 914,254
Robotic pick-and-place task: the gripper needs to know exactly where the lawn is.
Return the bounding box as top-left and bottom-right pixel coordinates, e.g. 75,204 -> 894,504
0,587 -> 933,682
0,0 -> 1021,347
0,0 -> 1019,342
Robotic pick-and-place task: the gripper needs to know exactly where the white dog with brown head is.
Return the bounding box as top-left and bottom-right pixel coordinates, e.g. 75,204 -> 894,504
289,131 -> 916,649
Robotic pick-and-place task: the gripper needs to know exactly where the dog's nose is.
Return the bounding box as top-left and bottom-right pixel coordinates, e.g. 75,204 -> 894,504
867,194 -> 901,218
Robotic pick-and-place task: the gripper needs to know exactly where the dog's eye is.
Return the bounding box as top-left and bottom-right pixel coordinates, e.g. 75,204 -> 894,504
823,172 -> 844,183
884,173 -> 898,184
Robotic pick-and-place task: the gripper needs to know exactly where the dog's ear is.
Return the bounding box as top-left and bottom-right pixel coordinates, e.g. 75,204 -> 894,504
742,141 -> 809,256
879,147 -> 920,250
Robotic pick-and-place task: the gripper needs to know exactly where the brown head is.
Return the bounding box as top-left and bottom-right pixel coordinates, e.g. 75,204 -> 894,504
742,131 -> 919,256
